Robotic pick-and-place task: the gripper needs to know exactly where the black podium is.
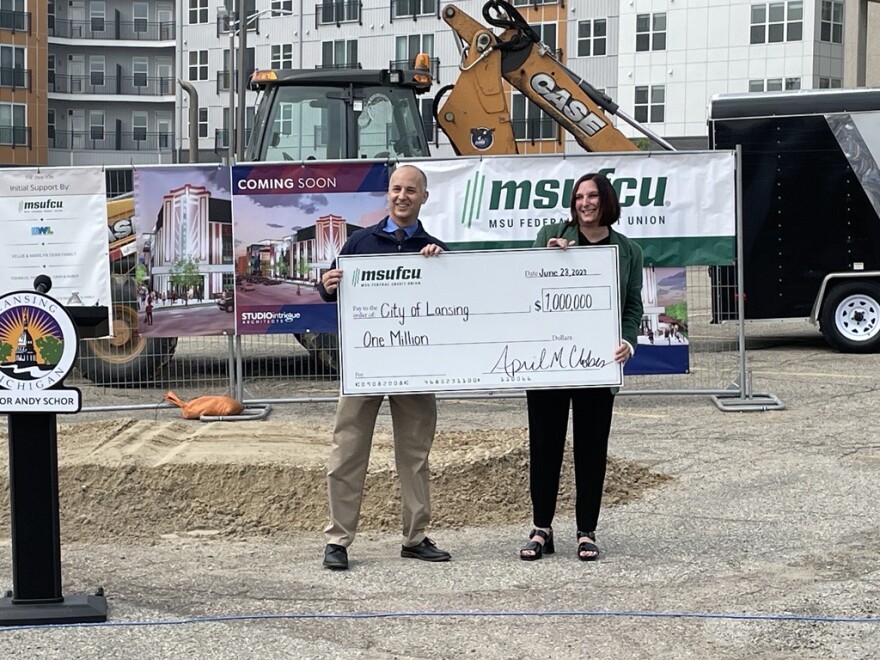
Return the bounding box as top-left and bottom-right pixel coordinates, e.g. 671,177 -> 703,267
1,278 -> 110,625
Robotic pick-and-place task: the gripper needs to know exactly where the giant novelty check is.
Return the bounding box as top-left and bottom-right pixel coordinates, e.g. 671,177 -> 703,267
337,247 -> 622,395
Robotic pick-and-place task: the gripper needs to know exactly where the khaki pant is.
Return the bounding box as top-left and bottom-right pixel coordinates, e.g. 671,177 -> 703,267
324,393 -> 437,547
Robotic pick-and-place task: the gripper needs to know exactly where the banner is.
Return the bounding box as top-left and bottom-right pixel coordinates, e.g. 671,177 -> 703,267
133,166 -> 234,337
417,151 -> 736,266
0,167 -> 110,321
230,162 -> 389,334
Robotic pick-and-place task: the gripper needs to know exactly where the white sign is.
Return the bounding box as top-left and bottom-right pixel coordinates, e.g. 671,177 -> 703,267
0,290 -> 82,414
337,248 -> 622,395
0,167 -> 111,315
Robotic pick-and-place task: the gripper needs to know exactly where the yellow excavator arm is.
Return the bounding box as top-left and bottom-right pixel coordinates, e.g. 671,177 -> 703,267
436,1 -> 672,156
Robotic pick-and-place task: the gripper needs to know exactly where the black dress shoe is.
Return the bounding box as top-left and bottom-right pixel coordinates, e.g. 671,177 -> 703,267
323,543 -> 349,570
400,537 -> 451,562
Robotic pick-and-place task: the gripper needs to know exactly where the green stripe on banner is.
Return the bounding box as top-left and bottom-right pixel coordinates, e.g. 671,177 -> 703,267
635,236 -> 734,266
446,237 -> 734,266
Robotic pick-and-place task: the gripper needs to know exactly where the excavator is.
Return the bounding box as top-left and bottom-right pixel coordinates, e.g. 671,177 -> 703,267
435,0 -> 672,155
84,1 -> 670,383
246,0 -> 672,162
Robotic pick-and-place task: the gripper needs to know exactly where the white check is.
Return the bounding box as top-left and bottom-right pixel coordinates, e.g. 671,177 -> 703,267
337,247 -> 622,395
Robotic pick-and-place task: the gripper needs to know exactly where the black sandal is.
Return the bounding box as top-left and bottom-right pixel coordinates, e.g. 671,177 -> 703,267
519,528 -> 554,561
577,531 -> 599,561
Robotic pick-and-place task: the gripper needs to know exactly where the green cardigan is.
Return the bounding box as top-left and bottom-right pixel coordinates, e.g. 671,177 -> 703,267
533,222 -> 644,350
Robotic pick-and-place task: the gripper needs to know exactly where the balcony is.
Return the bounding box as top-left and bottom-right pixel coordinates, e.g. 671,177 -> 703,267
390,0 -> 439,21
0,126 -> 30,147
50,74 -> 175,96
389,57 -> 439,83
315,1 -> 362,27
50,16 -> 175,41
49,131 -> 174,152
0,67 -> 31,91
0,10 -> 30,33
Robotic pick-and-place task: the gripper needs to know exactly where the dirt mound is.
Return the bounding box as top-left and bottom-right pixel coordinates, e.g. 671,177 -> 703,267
0,419 -> 672,541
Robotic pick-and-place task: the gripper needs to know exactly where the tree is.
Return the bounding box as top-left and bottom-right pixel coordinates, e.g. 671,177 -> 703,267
36,336 -> 63,365
169,257 -> 202,305
0,341 -> 12,363
295,258 -> 311,295
276,259 -> 288,278
135,262 -> 148,284
297,258 -> 311,280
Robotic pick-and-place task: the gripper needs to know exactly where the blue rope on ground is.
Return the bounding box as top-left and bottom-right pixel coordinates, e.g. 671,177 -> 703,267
2,608 -> 879,632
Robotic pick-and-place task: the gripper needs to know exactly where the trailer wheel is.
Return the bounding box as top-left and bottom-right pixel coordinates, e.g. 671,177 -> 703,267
820,281 -> 880,353
77,275 -> 178,385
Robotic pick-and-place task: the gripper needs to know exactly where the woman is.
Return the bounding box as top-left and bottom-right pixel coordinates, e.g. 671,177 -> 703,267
519,172 -> 644,562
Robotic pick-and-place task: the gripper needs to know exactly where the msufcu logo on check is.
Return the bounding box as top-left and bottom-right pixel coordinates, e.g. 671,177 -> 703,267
351,266 -> 423,287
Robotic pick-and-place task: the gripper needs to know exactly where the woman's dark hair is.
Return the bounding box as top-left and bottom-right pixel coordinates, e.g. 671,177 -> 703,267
568,172 -> 620,227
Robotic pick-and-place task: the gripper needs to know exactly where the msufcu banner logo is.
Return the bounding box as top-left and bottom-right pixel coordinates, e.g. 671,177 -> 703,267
0,291 -> 81,413
350,266 -> 423,287
458,168 -> 669,229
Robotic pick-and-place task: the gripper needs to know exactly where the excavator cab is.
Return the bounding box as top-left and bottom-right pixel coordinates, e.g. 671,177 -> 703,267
245,68 -> 433,162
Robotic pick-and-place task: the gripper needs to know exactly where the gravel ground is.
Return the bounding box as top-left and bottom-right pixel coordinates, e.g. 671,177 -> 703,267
0,324 -> 878,658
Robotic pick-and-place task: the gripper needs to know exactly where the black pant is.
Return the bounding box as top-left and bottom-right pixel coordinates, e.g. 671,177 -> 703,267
526,387 -> 615,533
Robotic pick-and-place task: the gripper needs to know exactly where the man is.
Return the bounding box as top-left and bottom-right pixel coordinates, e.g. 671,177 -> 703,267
317,165 -> 451,570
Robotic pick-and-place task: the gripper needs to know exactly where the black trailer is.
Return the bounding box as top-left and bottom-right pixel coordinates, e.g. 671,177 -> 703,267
708,88 -> 880,352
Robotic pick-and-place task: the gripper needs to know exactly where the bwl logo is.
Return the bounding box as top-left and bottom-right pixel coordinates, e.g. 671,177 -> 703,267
19,199 -> 63,213
31,226 -> 54,236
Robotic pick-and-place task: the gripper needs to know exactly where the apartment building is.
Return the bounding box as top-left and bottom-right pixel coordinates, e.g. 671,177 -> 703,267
0,0 -> 46,167
1,1 -> 877,181
177,0 -> 877,159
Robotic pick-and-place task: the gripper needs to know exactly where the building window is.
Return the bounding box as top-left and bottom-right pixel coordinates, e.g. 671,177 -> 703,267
0,0 -> 27,32
749,77 -> 800,92
420,97 -> 434,143
198,107 -> 208,138
189,0 -> 208,24
0,102 -> 26,145
89,56 -> 105,87
0,45 -> 25,88
271,0 -> 292,14
48,108 -> 55,143
47,54 -> 55,90
531,22 -> 557,52
819,77 -> 842,88
396,34 -> 433,65
636,13 -> 666,52
133,2 -> 148,33
577,19 -> 607,57
90,1 -> 106,33
393,0 -> 437,18
820,0 -> 843,43
132,57 -> 148,88
512,93 -> 555,141
89,111 -> 104,141
634,85 -> 665,123
271,44 -> 293,70
132,112 -> 147,142
322,40 -> 358,68
750,1 -> 803,44
319,0 -> 360,24
189,50 -> 208,81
